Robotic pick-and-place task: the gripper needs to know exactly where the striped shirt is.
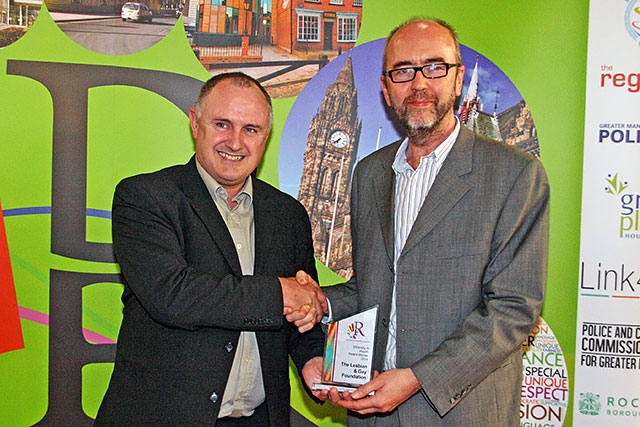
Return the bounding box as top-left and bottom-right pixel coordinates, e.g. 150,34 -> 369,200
384,121 -> 460,370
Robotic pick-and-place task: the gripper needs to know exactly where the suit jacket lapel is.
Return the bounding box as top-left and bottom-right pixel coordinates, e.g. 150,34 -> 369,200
179,157 -> 243,275
401,128 -> 474,257
251,179 -> 271,274
371,144 -> 398,264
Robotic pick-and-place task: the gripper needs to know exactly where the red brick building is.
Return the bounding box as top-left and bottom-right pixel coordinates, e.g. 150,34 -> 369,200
272,0 -> 362,55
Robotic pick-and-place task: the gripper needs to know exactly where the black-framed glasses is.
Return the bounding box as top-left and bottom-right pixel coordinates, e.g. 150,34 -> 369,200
383,63 -> 461,83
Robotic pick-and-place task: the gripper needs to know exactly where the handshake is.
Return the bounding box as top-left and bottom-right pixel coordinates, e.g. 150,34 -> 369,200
280,271 -> 328,333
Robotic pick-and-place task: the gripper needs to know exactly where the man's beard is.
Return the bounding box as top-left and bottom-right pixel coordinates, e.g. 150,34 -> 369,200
392,90 -> 457,140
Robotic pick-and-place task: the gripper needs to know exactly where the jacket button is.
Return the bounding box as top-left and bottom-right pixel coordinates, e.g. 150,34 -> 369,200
225,342 -> 234,352
210,392 -> 218,403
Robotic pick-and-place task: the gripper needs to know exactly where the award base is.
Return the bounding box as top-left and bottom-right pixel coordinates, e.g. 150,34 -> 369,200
311,383 -> 375,395
311,383 -> 358,393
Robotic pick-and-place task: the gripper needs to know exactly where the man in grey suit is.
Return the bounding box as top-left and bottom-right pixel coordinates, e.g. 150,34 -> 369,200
303,18 -> 550,426
95,73 -> 327,426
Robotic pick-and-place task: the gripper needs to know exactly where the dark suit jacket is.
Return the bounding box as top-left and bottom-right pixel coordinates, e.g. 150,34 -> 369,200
324,127 -> 550,426
95,156 -> 324,426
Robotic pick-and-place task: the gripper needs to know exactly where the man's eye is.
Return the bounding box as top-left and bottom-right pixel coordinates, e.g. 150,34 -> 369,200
396,68 -> 413,75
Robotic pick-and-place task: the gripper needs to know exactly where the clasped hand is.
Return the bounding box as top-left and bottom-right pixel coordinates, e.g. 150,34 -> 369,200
280,270 -> 328,333
312,368 -> 422,415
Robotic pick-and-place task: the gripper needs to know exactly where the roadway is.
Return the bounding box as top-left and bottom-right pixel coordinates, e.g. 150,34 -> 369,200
56,15 -> 179,55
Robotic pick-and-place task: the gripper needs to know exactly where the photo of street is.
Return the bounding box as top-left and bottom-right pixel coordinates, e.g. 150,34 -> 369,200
2,0 -> 363,97
51,8 -> 179,55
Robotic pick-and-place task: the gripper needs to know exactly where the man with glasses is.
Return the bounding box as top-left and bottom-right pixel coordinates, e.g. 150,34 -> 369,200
311,18 -> 550,426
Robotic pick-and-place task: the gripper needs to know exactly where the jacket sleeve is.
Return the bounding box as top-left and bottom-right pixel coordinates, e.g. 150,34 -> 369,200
112,175 -> 285,332
413,158 -> 550,416
281,197 -> 326,372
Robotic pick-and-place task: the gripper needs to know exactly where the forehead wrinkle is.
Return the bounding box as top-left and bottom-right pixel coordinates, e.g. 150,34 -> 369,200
204,98 -> 268,128
391,56 -> 446,69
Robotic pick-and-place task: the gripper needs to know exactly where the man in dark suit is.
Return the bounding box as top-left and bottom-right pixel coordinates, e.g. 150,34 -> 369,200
95,72 -> 327,426
304,18 -> 550,426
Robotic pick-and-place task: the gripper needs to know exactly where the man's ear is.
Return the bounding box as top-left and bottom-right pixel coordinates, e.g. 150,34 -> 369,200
188,108 -> 199,138
381,76 -> 392,107
455,66 -> 466,97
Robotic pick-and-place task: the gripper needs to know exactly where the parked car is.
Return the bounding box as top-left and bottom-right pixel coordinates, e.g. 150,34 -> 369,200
121,2 -> 153,23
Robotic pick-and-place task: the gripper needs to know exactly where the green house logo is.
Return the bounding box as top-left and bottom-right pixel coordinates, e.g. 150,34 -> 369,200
605,173 -> 629,195
578,392 -> 601,416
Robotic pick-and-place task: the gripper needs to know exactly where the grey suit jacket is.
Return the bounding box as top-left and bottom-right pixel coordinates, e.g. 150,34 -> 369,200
324,127 -> 549,426
95,156 -> 324,426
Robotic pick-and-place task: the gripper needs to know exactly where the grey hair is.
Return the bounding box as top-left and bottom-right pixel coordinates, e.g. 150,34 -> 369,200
382,17 -> 462,72
192,72 -> 273,127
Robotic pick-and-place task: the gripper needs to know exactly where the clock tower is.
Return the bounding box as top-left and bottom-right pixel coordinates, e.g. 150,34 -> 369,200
298,54 -> 362,279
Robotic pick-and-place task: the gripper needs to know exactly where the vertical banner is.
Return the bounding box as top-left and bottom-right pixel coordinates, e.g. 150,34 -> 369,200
574,1 -> 640,425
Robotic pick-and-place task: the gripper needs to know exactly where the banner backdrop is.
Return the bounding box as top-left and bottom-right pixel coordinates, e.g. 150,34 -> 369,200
0,1 -> 588,426
573,1 -> 640,425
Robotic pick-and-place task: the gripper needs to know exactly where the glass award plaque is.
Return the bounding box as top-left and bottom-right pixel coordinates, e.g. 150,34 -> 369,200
312,305 -> 379,393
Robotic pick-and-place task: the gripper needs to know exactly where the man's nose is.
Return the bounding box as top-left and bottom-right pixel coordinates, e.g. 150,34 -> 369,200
226,130 -> 244,150
410,70 -> 431,89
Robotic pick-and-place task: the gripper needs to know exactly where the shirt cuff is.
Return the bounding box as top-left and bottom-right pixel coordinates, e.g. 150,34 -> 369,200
321,297 -> 333,324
